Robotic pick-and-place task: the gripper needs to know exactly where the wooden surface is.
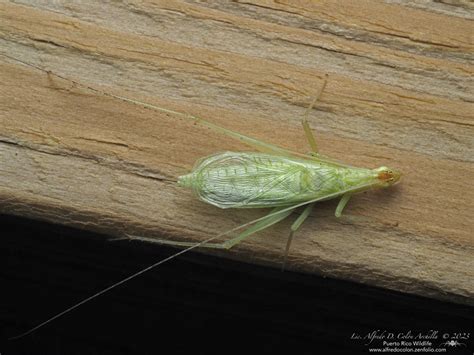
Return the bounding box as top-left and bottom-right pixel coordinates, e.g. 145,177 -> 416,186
0,1 -> 473,305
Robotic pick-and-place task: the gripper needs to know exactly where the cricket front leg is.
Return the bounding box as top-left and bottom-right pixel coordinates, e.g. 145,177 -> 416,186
335,193 -> 352,217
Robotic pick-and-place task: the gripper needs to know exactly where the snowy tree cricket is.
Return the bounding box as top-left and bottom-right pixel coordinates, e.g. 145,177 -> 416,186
3,53 -> 402,340
156,74 -> 401,266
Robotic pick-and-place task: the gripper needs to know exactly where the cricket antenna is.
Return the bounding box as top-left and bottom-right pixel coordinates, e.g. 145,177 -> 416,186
7,203 -> 294,340
8,183 -> 370,340
7,223 -> 241,340
7,236 -> 211,340
1,52 -> 338,165
0,52 -> 187,118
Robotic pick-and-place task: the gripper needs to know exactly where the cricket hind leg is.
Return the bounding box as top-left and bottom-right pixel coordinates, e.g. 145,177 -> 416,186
150,206 -> 297,250
302,74 -> 328,154
281,203 -> 314,271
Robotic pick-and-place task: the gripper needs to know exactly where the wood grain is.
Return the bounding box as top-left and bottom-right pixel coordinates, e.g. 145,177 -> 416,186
0,1 -> 473,305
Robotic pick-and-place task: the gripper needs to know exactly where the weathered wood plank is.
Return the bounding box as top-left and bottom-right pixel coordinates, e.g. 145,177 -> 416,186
0,1 -> 473,305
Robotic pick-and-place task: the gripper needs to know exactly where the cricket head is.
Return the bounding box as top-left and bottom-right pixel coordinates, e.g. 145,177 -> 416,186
374,166 -> 402,187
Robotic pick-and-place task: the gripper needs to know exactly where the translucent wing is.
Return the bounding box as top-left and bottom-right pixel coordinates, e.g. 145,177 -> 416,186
190,152 -> 338,209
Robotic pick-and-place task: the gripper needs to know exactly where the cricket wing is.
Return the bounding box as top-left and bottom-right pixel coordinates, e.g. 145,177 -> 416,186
193,152 -> 308,208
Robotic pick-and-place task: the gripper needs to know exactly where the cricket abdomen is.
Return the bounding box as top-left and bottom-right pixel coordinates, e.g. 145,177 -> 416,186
177,173 -> 194,188
178,151 -> 370,209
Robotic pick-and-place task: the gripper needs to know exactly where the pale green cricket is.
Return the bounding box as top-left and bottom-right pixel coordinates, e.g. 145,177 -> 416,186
4,54 -> 401,339
151,76 -> 401,268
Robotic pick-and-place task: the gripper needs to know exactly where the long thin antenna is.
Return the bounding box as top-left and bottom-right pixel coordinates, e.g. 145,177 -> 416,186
0,52 -> 190,117
8,183 -> 375,341
1,52 -> 348,167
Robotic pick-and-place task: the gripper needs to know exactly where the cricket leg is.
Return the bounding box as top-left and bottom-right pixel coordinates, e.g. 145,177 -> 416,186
281,203 -> 314,271
200,119 -> 302,158
302,74 -> 328,154
150,206 -> 297,250
335,193 -> 352,217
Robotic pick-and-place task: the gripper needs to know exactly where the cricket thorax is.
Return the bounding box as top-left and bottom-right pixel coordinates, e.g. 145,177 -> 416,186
337,167 -> 377,190
336,166 -> 401,191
